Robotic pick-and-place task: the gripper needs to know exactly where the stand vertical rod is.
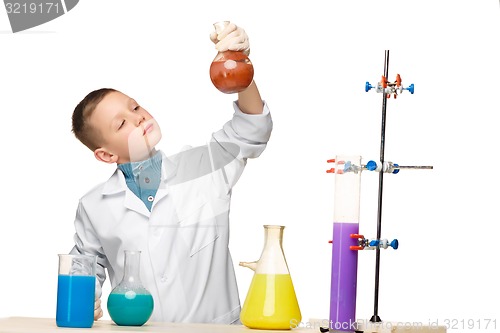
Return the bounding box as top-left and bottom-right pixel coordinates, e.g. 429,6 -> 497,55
371,49 -> 390,323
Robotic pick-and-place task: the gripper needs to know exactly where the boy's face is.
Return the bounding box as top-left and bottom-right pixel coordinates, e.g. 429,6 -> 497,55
90,91 -> 162,164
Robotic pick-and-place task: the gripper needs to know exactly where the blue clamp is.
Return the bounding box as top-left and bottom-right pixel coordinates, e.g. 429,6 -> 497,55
404,83 -> 415,94
365,82 -> 373,92
392,164 -> 400,174
369,240 -> 379,247
390,239 -> 399,250
366,160 -> 377,171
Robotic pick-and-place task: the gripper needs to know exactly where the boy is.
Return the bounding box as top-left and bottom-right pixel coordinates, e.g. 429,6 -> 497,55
69,22 -> 272,324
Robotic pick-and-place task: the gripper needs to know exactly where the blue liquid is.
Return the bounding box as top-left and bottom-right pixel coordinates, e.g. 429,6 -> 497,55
56,275 -> 95,328
107,292 -> 154,326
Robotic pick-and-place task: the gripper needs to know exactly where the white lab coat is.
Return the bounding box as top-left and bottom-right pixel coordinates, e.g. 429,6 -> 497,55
71,103 -> 272,324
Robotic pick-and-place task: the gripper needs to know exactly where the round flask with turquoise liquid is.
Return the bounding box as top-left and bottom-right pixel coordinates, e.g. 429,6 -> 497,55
107,250 -> 154,326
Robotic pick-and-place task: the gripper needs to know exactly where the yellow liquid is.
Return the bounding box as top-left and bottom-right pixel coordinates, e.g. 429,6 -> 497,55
240,274 -> 302,330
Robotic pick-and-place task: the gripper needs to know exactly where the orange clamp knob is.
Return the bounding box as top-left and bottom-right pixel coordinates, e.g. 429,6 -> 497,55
350,234 -> 364,239
326,168 -> 335,173
396,74 -> 402,87
381,75 -> 387,88
350,246 -> 364,251
327,159 -> 336,163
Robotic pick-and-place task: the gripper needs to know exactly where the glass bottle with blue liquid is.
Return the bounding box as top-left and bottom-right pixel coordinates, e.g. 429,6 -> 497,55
107,250 -> 154,326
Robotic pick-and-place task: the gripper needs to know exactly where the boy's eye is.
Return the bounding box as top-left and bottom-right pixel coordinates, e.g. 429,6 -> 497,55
133,106 -> 140,111
118,120 -> 125,130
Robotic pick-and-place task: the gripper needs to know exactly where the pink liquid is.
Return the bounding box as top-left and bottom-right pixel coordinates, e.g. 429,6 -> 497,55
329,222 -> 359,331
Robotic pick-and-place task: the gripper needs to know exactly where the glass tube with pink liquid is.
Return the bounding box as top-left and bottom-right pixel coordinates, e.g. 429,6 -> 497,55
329,155 -> 361,332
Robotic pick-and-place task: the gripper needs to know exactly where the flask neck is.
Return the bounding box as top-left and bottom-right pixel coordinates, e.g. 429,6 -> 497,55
123,251 -> 141,284
256,225 -> 289,275
263,225 -> 284,250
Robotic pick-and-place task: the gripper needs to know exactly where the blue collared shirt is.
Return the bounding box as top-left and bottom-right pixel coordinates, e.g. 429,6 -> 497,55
117,151 -> 163,211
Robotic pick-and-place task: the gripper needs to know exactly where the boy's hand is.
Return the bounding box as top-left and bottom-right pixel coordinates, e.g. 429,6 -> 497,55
94,297 -> 103,321
210,22 -> 250,55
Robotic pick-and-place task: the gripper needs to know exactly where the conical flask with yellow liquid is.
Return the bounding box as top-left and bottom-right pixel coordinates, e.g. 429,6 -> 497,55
239,225 -> 302,329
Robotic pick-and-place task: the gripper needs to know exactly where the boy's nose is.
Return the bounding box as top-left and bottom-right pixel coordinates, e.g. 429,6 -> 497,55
131,114 -> 145,126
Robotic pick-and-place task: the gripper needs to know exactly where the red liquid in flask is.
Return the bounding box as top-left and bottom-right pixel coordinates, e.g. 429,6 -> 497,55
210,51 -> 254,94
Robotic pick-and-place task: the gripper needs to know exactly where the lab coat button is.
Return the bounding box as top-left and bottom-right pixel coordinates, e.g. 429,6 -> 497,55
147,196 -> 154,202
145,177 -> 150,183
160,276 -> 167,283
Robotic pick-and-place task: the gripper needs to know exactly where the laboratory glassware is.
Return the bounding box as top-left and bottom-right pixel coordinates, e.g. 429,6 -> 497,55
107,250 -> 154,326
56,254 -> 96,328
329,155 -> 361,331
209,21 -> 254,94
239,225 -> 301,329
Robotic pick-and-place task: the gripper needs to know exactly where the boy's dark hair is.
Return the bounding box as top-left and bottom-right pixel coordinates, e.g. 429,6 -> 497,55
72,88 -> 117,151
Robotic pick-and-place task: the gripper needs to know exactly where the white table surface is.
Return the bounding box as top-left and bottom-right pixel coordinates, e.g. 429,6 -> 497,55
0,317 -> 314,333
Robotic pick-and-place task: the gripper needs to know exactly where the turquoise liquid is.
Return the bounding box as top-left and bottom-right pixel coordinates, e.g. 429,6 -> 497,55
56,275 -> 95,328
107,292 -> 154,326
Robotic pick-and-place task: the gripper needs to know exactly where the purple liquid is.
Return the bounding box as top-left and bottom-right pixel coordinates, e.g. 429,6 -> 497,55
330,222 -> 359,331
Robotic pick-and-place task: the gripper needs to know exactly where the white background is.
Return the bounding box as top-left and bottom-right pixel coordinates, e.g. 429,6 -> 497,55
1,1 -> 499,332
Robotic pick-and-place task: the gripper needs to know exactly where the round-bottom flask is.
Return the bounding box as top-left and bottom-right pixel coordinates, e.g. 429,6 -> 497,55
209,21 -> 254,94
107,251 -> 154,326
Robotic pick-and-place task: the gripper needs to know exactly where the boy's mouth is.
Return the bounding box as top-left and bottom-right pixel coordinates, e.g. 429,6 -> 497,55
143,123 -> 154,135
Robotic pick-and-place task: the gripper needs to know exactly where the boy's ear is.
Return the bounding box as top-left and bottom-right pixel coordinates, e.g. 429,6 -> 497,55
94,148 -> 119,164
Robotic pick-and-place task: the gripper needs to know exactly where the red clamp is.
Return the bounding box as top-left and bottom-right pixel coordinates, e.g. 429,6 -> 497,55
350,233 -> 364,251
326,159 -> 336,173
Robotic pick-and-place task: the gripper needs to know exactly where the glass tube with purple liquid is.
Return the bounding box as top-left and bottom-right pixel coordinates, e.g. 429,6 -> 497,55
329,155 -> 362,332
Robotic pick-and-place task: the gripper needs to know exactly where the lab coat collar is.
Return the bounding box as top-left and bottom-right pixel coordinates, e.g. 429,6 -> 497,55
153,151 -> 178,206
101,150 -> 179,216
100,170 -> 151,217
102,150 -> 178,195
159,150 -> 179,184
101,168 -> 126,195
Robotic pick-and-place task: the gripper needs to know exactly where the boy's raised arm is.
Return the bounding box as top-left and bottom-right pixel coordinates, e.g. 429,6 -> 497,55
237,80 -> 264,115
